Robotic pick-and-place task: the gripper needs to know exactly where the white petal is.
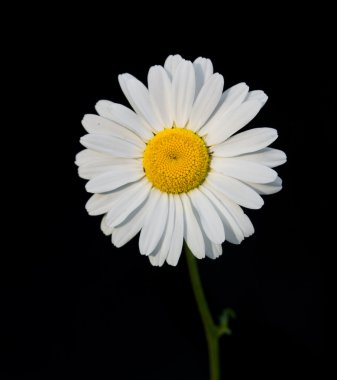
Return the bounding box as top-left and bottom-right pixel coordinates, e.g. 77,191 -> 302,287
193,57 -> 214,97
204,185 -> 254,239
209,243 -> 222,259
205,99 -> 263,146
78,158 -> 136,180
80,133 -> 144,158
111,198 -> 150,248
188,73 -> 224,132
188,188 -> 225,244
86,182 -> 142,216
237,214 -> 254,237
200,83 -> 249,136
148,65 -> 173,128
100,215 -> 113,236
199,185 -> 244,244
245,90 -> 268,105
85,162 -> 144,193
85,191 -> 122,216
118,74 -> 162,131
211,128 -> 278,157
95,100 -> 153,141
172,60 -> 195,127
234,148 -> 287,168
82,114 -> 145,149
206,172 -> 264,209
148,243 -> 164,266
118,73 -> 141,116
164,54 -> 183,79
105,178 -> 151,227
139,190 -> 169,256
191,213 -> 222,258
211,157 -> 277,184
180,193 -> 205,259
247,177 -> 283,195
166,195 -> 184,266
149,195 -> 175,267
218,198 -> 254,238
204,233 -> 223,259
75,149 -> 112,166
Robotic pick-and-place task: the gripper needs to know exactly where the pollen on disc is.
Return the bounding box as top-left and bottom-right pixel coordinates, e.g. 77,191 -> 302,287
143,128 -> 210,194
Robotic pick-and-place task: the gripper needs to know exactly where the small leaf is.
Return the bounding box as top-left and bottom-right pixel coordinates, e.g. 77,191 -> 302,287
218,308 -> 236,336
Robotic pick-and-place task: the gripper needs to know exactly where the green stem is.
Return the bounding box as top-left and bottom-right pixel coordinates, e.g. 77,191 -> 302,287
184,244 -> 220,380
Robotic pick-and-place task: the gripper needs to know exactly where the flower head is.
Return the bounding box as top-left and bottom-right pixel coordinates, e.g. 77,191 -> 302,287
76,54 -> 286,266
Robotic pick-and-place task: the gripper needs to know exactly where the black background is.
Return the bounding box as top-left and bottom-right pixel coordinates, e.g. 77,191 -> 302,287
1,10 -> 328,380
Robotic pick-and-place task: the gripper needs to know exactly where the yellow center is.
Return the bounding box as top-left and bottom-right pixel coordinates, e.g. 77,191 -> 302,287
143,128 -> 210,194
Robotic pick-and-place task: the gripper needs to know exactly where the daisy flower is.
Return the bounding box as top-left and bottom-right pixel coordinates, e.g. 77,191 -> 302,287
76,54 -> 286,266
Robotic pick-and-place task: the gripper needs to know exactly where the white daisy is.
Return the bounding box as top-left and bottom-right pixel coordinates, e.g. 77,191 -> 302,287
76,54 -> 286,267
